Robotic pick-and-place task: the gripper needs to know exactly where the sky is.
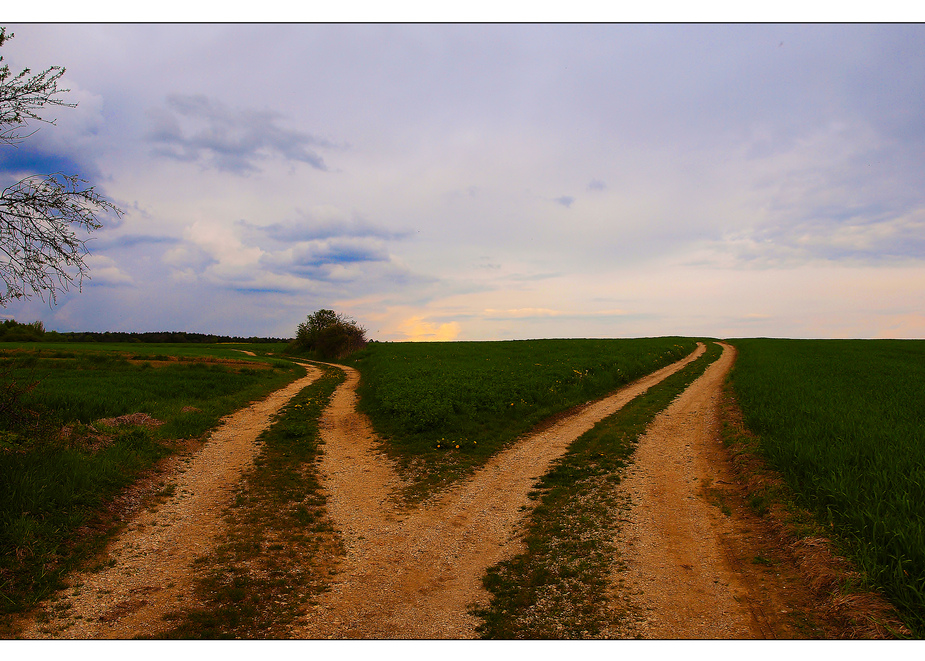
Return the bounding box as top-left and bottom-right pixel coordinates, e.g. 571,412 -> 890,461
2,17 -> 925,341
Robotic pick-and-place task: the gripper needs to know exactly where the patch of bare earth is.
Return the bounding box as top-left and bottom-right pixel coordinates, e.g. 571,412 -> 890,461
292,345 -> 706,639
15,367 -> 323,639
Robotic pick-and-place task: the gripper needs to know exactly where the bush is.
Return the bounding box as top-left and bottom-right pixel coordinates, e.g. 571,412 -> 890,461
288,309 -> 367,360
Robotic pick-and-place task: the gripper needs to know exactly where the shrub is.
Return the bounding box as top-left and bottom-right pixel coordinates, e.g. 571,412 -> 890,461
288,309 -> 367,360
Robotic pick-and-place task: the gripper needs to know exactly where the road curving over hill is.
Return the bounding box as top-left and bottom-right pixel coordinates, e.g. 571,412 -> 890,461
292,343 -> 707,639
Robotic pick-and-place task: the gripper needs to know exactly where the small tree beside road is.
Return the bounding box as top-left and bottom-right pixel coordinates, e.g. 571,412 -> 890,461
290,309 -> 367,360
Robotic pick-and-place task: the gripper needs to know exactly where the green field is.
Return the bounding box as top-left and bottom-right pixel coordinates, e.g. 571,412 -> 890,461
342,337 -> 699,493
7,334 -> 922,637
2,343 -> 293,434
0,342 -> 303,620
727,339 -> 925,636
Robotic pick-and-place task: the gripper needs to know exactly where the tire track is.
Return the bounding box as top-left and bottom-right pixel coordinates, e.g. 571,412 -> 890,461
17,367 -> 323,639
602,342 -> 805,639
294,344 -> 706,639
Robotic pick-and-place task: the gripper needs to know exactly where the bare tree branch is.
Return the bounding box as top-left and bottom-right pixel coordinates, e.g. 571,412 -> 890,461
0,26 -> 122,306
1,173 -> 120,304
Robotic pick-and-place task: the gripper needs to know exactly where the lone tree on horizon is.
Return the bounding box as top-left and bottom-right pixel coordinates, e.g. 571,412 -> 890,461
0,27 -> 122,306
292,309 -> 367,360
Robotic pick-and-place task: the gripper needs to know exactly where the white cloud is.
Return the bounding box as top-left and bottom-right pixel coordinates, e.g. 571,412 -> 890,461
83,255 -> 134,287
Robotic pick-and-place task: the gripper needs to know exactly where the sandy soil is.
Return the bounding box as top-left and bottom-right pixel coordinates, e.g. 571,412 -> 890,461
292,345 -> 706,639
16,366 -> 323,639
601,343 -> 826,639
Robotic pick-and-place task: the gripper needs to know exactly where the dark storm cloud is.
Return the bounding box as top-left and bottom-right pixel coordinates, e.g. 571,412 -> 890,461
146,94 -> 336,174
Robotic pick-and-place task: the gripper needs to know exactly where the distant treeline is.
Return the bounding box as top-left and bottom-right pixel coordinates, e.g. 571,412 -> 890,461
0,319 -> 288,344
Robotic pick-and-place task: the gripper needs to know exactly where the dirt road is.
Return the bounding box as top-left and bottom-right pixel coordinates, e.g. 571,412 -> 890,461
292,344 -> 706,638
17,341 -> 838,639
601,343 -> 826,639
17,366 -> 323,639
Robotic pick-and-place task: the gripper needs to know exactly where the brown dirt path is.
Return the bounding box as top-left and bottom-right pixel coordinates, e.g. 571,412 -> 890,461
16,366 -> 323,639
293,344 -> 706,639
601,343 -> 821,639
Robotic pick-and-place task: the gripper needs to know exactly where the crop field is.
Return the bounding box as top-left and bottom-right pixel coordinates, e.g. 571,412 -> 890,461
0,342 -> 303,618
342,337 -> 699,491
727,338 -> 925,636
1,343 -> 294,434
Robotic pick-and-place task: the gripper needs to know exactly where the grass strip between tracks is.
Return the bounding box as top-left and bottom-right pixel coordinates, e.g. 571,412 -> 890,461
472,341 -> 723,639
156,365 -> 345,639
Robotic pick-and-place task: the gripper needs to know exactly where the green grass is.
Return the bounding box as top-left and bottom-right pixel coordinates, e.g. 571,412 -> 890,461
0,344 -> 305,624
727,338 -> 925,637
472,342 -> 723,639
341,337 -> 699,496
156,366 -> 344,639
1,346 -> 299,437
0,341 -> 290,361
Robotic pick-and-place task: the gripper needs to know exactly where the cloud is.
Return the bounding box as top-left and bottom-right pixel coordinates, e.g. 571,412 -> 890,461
588,179 -> 606,191
8,24 -> 925,341
483,307 -> 563,319
146,94 -> 336,174
83,254 -> 134,287
261,237 -> 389,275
242,209 -> 409,243
0,75 -> 109,185
237,211 -> 413,284
709,206 -> 925,268
92,234 -> 180,251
